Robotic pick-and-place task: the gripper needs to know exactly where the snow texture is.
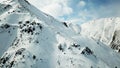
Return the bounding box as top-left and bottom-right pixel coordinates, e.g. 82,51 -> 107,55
0,0 -> 120,68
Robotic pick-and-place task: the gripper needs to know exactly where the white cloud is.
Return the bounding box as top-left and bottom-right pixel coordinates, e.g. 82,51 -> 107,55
42,3 -> 62,17
78,1 -> 86,7
79,9 -> 97,19
28,0 -> 73,18
63,6 -> 73,15
42,3 -> 73,17
67,18 -> 81,24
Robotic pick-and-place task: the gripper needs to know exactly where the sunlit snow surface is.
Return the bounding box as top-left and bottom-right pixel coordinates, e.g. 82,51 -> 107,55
0,0 -> 120,68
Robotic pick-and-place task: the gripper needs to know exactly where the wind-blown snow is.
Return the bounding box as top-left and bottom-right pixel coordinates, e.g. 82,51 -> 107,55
0,0 -> 120,68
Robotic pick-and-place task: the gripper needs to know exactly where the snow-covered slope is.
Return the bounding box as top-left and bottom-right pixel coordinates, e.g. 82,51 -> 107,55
0,0 -> 120,68
81,18 -> 120,52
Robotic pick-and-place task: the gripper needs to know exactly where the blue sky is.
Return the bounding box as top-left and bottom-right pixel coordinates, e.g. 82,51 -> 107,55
0,0 -> 120,24
64,0 -> 120,24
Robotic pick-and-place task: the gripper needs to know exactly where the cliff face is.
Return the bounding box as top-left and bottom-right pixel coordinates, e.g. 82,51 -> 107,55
110,30 -> 120,52
0,0 -> 120,68
81,18 -> 120,52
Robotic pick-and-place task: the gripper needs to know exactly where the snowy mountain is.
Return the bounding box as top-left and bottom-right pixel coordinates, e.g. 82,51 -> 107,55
0,0 -> 120,68
81,18 -> 120,52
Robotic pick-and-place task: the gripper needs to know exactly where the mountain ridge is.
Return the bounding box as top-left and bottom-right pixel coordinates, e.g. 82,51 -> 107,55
0,0 -> 120,68
81,17 -> 120,52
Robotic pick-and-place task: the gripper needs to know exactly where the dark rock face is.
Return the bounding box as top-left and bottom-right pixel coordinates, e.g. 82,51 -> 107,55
20,21 -> 43,35
110,30 -> 120,52
1,24 -> 10,29
58,44 -> 66,52
15,48 -> 26,56
81,47 -> 93,55
0,57 -> 9,64
62,22 -> 68,27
